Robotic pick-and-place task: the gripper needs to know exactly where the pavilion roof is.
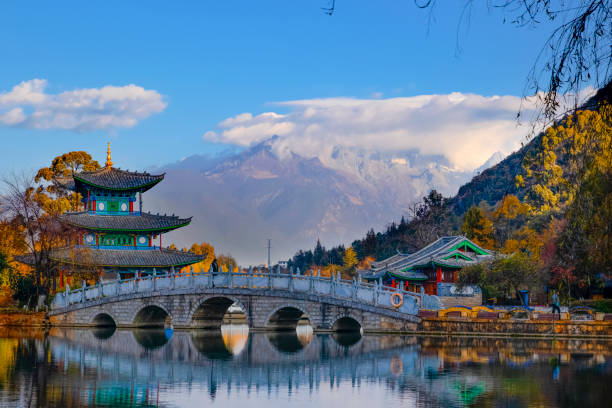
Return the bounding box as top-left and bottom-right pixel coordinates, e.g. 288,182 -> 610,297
17,247 -> 206,268
360,235 -> 493,281
55,167 -> 164,192
58,211 -> 191,233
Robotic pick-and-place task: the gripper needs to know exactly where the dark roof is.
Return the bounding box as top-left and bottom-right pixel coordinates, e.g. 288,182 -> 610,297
58,212 -> 191,233
56,167 -> 164,192
361,235 -> 493,281
17,247 -> 206,268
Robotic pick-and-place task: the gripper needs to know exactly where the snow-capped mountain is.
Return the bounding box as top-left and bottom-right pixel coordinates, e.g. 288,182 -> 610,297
146,138 -> 491,264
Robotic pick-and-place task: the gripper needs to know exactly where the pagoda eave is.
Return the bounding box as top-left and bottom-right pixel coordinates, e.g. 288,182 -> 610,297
47,247 -> 206,269
57,212 -> 192,234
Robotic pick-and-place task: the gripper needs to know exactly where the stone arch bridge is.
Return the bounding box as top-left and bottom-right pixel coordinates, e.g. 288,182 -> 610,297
50,269 -> 441,332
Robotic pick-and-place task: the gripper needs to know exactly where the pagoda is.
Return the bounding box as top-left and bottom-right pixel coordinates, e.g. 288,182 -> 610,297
48,143 -> 205,280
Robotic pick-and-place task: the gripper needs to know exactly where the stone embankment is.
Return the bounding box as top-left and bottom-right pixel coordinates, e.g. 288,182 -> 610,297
416,306 -> 612,338
0,311 -> 47,327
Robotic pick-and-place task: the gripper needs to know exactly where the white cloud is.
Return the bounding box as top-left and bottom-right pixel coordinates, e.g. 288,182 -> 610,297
203,92 -> 535,170
0,79 -> 166,131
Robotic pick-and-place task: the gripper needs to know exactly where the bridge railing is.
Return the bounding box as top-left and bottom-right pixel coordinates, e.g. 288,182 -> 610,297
52,266 -> 441,314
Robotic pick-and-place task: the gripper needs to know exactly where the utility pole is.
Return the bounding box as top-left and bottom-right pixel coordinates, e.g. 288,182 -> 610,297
267,239 -> 271,269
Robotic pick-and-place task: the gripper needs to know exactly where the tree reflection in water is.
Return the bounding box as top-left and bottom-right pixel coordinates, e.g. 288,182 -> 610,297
0,327 -> 610,407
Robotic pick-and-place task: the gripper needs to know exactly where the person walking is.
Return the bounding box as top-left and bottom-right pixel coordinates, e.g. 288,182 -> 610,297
551,291 -> 561,319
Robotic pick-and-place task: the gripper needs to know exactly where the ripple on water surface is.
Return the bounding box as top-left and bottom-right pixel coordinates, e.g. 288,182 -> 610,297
0,326 -> 610,407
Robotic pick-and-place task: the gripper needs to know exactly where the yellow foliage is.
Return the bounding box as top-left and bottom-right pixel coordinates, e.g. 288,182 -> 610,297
188,242 -> 215,272
342,247 -> 358,269
493,195 -> 529,220
0,338 -> 18,384
521,104 -> 612,214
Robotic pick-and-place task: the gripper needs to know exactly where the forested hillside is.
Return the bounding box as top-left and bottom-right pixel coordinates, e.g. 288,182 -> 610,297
289,83 -> 611,301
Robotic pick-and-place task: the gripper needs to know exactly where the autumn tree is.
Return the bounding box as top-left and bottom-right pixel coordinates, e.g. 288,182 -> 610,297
217,253 -> 238,272
187,242 -> 215,272
492,195 -> 530,246
35,151 -> 101,211
0,175 -> 68,303
342,246 -> 358,275
461,206 -> 495,249
519,104 -> 612,292
519,105 -> 612,213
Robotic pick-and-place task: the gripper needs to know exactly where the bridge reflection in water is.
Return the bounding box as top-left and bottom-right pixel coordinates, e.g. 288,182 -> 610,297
1,326 -> 611,407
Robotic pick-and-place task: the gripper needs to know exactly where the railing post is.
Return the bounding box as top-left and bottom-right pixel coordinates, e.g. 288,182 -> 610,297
66,284 -> 71,305
81,281 -> 86,303
289,268 -> 294,292
190,265 -> 195,287
134,275 -> 139,293
247,265 -> 252,288
228,267 -> 233,288
267,267 -> 271,289
171,266 -> 176,289
352,277 -> 357,301
309,270 -> 314,293
153,268 -> 157,291
374,280 -> 379,306
99,277 -> 104,300
331,273 -> 336,297
208,265 -> 213,288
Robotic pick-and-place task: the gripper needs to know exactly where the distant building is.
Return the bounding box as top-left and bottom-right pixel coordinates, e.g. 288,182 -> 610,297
358,236 -> 493,296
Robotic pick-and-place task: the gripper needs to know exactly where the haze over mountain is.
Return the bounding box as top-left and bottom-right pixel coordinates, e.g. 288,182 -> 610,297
147,137 -> 503,265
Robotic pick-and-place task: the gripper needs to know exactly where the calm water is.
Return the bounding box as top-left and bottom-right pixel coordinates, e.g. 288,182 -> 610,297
0,326 -> 610,407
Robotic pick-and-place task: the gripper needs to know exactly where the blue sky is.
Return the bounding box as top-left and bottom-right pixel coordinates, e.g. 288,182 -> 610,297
0,0 -> 558,174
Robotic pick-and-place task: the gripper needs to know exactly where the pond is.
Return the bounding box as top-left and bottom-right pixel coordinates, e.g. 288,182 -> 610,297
0,326 -> 610,407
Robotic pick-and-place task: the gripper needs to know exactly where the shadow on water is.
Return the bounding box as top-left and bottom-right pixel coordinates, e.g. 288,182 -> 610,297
266,325 -> 313,354
191,330 -> 234,360
132,328 -> 173,349
332,331 -> 362,347
190,324 -> 250,360
91,326 -> 116,340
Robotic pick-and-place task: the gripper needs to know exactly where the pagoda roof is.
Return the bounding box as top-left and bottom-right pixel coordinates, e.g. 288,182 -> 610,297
55,167 -> 164,192
360,236 -> 494,281
17,247 -> 206,268
58,211 -> 191,233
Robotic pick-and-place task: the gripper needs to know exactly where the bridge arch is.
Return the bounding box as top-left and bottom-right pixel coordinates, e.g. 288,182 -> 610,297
91,312 -> 117,327
133,304 -> 172,328
332,315 -> 363,332
189,296 -> 249,329
266,304 -> 310,331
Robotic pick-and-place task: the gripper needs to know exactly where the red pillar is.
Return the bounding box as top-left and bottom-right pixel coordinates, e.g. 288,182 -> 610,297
129,201 -> 133,213
96,235 -> 99,247
148,236 -> 152,247
436,267 -> 442,283
93,199 -> 96,213
59,269 -> 64,289
87,190 -> 90,211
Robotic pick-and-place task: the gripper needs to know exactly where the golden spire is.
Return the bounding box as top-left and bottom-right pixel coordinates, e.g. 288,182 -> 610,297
105,142 -> 113,168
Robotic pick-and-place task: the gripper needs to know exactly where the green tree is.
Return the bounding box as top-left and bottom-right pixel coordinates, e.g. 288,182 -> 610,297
458,254 -> 542,304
